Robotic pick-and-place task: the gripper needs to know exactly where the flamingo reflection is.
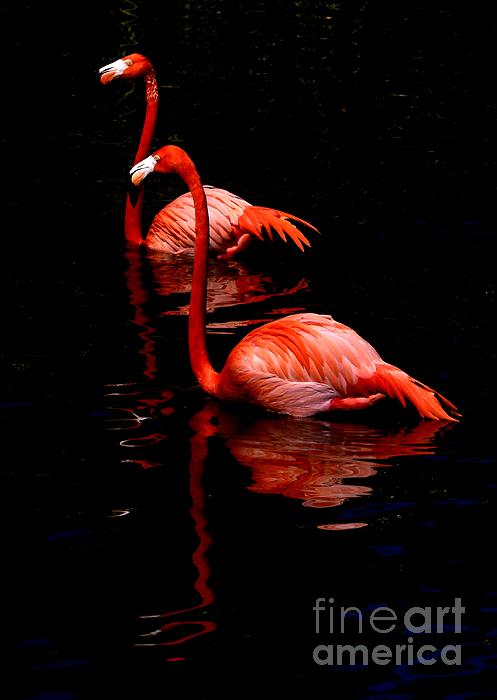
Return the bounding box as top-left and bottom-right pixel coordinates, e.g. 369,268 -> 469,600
103,248 -> 175,469
136,413 -> 217,651
144,248 -> 309,328
132,400 -> 452,653
188,401 -> 453,530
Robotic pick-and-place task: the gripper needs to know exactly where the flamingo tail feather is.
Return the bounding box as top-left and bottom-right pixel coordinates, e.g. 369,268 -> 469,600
363,366 -> 460,422
235,206 -> 318,252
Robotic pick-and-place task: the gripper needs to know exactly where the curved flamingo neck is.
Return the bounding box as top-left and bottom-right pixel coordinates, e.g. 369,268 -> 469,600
124,69 -> 159,245
166,151 -> 221,396
137,71 -> 159,160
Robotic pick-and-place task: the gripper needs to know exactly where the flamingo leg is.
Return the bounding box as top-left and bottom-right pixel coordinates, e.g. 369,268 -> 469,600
219,233 -> 253,259
328,394 -> 386,411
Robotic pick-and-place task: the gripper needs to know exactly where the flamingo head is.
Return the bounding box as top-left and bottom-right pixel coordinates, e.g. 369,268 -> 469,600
98,53 -> 153,85
130,146 -> 190,186
130,154 -> 159,186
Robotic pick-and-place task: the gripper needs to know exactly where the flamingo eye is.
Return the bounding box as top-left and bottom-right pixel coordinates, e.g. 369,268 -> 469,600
124,59 -> 133,67
153,155 -> 161,162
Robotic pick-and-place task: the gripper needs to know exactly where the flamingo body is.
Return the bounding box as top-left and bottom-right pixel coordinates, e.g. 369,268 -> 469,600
213,313 -> 458,419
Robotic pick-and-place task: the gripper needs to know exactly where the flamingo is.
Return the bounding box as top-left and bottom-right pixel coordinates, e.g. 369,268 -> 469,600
130,145 -> 460,421
99,53 -> 317,255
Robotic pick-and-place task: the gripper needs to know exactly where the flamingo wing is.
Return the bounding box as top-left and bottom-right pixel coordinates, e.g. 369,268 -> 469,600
145,187 -> 251,253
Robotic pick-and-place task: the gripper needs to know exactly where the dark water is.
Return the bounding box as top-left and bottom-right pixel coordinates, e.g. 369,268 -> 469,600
2,1 -> 496,698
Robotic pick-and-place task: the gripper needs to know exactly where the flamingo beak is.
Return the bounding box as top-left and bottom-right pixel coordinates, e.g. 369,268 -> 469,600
98,58 -> 129,84
130,155 -> 158,186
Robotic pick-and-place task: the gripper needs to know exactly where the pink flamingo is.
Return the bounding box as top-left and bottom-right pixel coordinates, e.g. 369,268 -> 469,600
130,144 -> 460,421
99,53 -> 317,255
